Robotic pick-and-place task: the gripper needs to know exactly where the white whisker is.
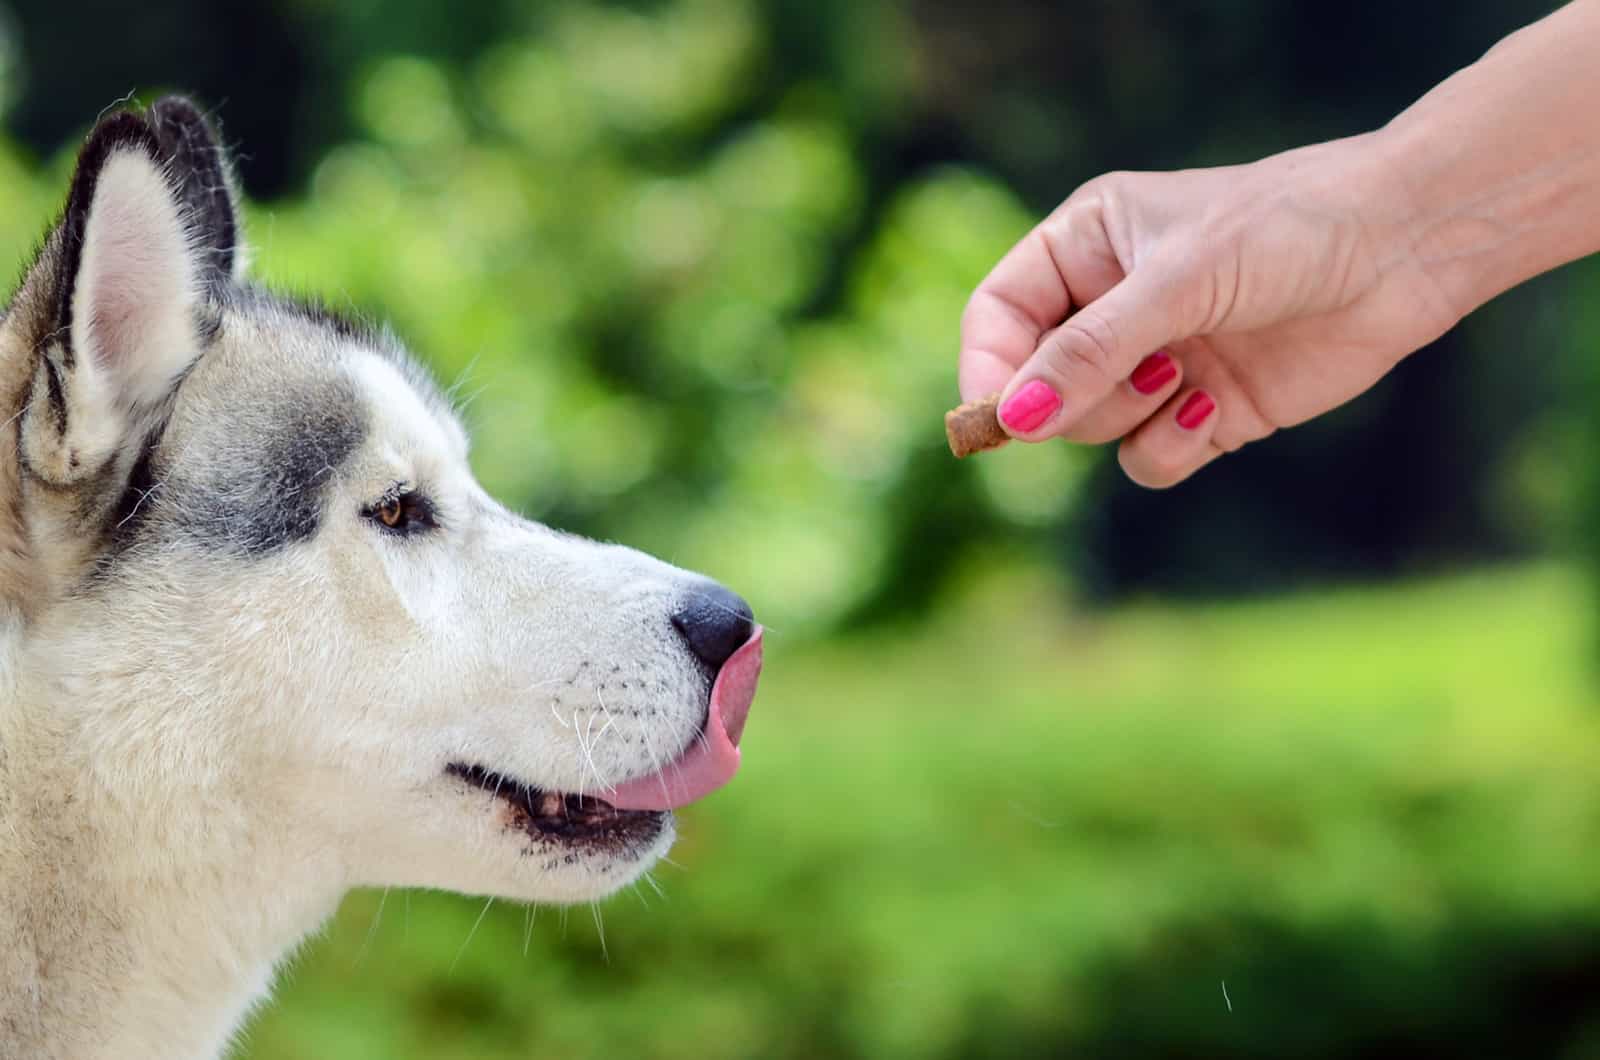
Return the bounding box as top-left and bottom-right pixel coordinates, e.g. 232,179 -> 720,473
636,717 -> 675,806
628,881 -> 652,910
449,897 -> 496,974
353,887 -> 390,968
573,702 -> 604,795
589,901 -> 609,964
549,700 -> 573,730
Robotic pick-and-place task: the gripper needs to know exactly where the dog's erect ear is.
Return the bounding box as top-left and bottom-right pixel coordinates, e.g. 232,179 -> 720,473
19,99 -> 239,487
148,96 -> 244,287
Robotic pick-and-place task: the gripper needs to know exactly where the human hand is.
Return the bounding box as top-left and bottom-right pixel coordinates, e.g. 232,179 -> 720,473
959,133 -> 1461,486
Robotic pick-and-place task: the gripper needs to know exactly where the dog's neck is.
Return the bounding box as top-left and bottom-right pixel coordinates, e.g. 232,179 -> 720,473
0,644 -> 346,1060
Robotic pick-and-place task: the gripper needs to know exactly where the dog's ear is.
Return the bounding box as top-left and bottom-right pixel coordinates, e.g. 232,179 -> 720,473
148,95 -> 245,287
18,99 -> 239,487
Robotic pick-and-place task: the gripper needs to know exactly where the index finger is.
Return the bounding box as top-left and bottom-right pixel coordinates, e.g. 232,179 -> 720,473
958,225 -> 1074,402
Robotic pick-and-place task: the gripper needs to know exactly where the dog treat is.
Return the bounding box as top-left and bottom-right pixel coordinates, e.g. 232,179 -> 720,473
944,393 -> 1008,458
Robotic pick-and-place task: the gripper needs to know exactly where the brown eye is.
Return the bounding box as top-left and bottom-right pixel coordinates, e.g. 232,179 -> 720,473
365,488 -> 439,536
376,496 -> 404,529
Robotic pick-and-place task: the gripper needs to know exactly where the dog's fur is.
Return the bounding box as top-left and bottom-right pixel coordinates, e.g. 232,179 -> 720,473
0,98 -> 744,1058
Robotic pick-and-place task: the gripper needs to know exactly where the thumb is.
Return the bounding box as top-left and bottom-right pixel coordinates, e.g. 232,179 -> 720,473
995,259 -> 1200,440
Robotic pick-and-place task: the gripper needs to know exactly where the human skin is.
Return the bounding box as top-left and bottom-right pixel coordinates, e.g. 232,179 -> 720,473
958,0 -> 1600,487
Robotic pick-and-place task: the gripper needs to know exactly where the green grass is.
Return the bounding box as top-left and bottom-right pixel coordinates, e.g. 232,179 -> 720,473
238,563 -> 1600,1059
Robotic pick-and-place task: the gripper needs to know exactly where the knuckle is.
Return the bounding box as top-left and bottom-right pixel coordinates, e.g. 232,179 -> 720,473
1054,311 -> 1119,377
1083,170 -> 1133,198
1030,330 -> 1073,382
1054,172 -> 1134,238
1081,172 -> 1138,221
1058,175 -> 1109,214
1053,194 -> 1102,234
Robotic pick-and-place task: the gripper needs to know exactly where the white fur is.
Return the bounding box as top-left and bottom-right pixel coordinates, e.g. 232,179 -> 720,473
0,135 -> 726,1060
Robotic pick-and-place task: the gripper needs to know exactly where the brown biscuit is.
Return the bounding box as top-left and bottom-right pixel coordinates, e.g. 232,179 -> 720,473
944,393 -> 1009,458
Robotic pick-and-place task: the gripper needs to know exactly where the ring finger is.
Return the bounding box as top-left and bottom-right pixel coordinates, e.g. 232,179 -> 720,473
1058,349 -> 1184,445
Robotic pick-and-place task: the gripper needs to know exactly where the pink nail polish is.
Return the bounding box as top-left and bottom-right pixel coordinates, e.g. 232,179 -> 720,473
1130,351 -> 1177,395
1176,391 -> 1215,430
998,380 -> 1062,433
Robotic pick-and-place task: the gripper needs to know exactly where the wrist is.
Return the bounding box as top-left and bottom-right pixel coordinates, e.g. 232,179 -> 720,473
1363,116 -> 1496,321
1259,129 -> 1444,314
1353,122 -> 1475,319
1367,5 -> 1600,319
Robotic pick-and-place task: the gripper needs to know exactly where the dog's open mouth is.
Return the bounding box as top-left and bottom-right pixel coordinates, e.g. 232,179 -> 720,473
446,764 -> 664,845
447,627 -> 764,842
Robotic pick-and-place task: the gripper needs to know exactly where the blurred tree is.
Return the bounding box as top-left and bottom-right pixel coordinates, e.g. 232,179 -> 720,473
0,0 -> 1591,627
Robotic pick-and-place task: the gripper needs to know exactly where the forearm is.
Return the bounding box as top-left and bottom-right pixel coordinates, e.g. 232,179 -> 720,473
1373,0 -> 1600,316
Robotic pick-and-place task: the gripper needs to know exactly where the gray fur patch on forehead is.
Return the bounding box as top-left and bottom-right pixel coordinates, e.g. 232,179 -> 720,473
108,374 -> 367,559
172,383 -> 366,554
98,283 -> 455,563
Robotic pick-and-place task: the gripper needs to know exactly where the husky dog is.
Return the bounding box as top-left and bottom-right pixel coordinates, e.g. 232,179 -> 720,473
0,97 -> 763,1059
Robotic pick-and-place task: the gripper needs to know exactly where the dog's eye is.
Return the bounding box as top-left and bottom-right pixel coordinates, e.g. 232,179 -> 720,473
375,497 -> 404,529
363,488 -> 438,536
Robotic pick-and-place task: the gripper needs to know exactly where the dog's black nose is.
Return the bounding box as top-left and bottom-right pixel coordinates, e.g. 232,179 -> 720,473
671,583 -> 755,674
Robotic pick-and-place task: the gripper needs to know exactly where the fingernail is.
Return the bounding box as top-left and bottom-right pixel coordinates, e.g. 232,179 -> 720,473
998,380 -> 1062,433
1130,351 -> 1177,395
1176,391 -> 1215,431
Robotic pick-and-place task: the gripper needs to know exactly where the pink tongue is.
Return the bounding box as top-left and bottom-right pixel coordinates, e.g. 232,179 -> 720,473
604,628 -> 763,811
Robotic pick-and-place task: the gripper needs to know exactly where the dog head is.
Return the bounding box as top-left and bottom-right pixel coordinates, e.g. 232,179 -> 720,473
1,98 -> 761,903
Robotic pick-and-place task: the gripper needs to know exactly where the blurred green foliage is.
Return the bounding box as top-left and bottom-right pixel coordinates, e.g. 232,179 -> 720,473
3,0 -> 1593,624
247,8 -> 1083,632
0,0 -> 1105,632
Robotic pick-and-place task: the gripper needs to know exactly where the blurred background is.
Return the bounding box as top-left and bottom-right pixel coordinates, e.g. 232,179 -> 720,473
4,0 -> 1600,1055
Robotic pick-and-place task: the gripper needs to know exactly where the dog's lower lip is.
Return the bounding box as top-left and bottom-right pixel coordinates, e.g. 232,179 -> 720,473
446,763 -> 663,843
